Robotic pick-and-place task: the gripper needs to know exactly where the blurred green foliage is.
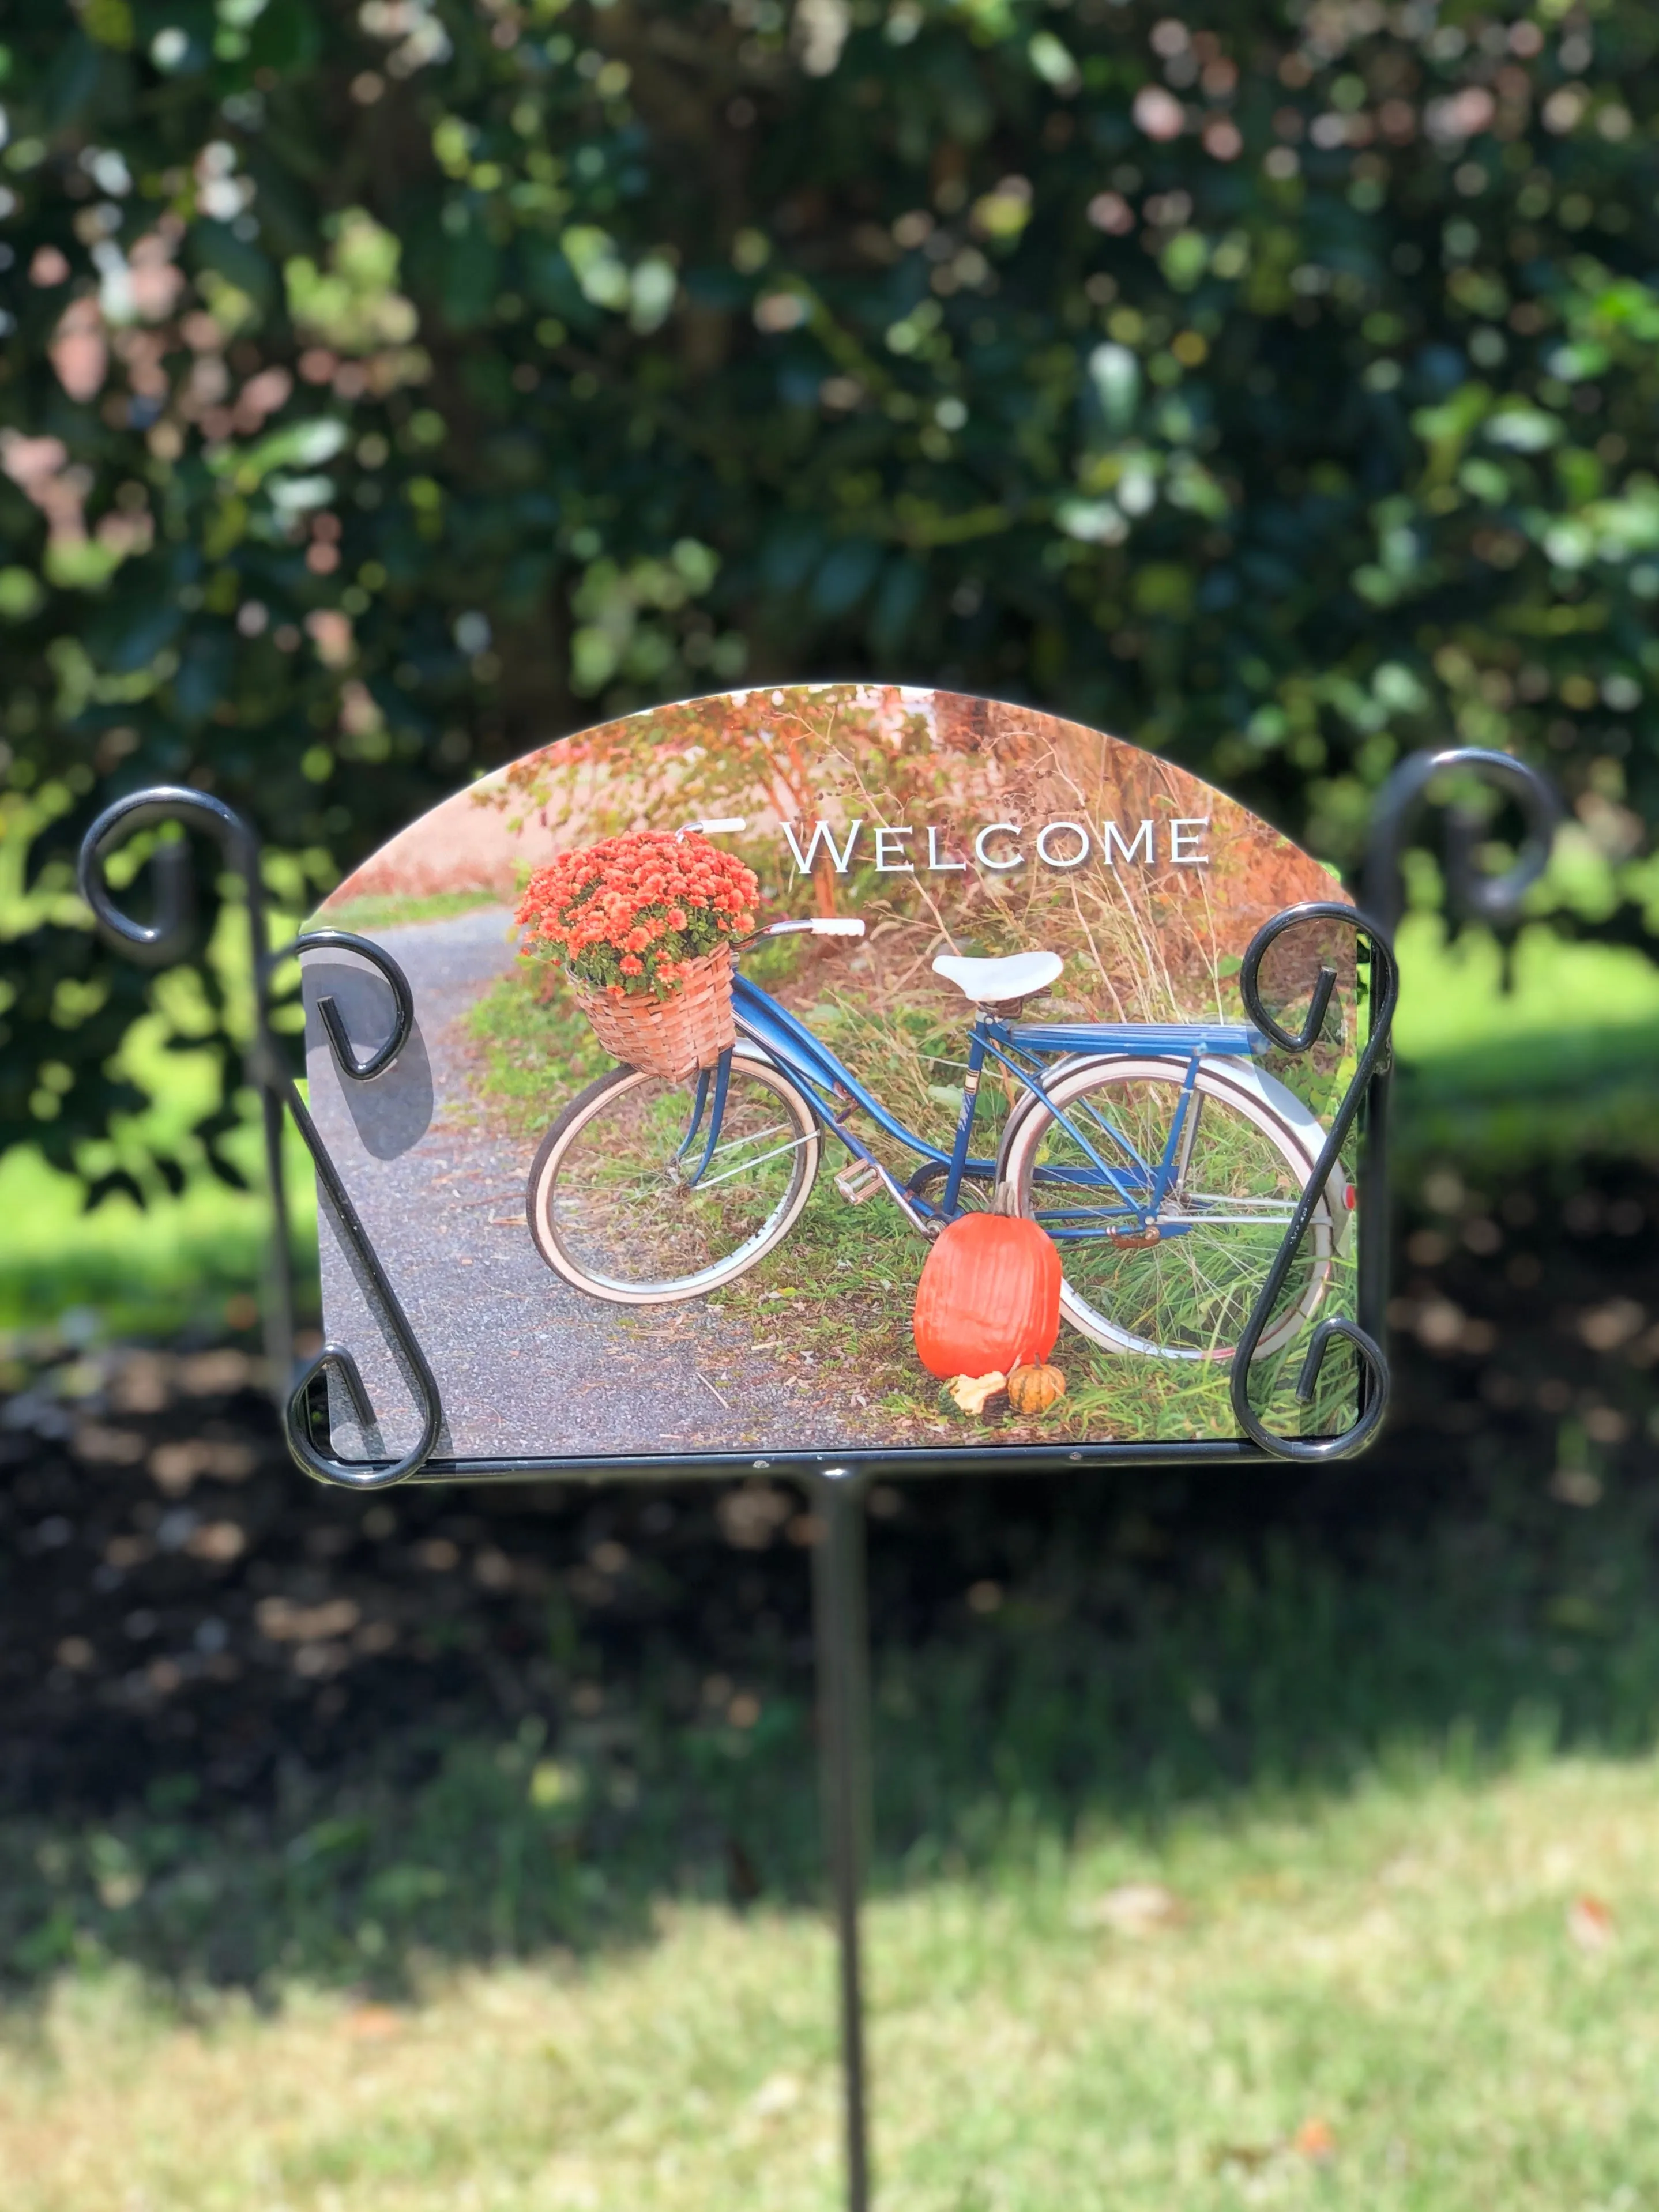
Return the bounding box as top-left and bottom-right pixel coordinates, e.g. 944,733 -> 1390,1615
3,0 -> 1658,1192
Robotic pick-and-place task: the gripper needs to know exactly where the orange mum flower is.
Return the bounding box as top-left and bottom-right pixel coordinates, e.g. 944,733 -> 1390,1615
515,829 -> 761,1000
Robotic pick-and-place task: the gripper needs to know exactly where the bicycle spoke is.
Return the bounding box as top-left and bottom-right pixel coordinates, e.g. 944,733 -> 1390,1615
536,1061 -> 817,1295
1010,1068 -> 1334,1362
690,1130 -> 817,1190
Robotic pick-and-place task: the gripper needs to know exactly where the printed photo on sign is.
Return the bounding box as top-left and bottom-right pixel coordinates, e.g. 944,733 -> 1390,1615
300,685 -> 1363,1465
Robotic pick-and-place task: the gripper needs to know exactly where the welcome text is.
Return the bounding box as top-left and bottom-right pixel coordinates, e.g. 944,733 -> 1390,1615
780,817 -> 1210,876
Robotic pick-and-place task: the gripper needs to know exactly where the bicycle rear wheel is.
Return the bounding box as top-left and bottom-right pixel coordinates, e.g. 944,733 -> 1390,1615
526,1049 -> 821,1304
997,1056 -> 1334,1361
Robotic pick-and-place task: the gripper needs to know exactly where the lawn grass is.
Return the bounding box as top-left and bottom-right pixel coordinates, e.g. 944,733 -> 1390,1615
0,1140 -> 318,1339
5,1749 -> 1658,2209
6,822 -> 1656,2205
1389,909 -> 1659,1170
0,1117 -> 318,1339
3,1106 -> 1656,2204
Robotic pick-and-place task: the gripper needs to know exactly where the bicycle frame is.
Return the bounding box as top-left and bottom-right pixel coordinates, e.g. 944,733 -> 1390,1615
674,969 -> 1268,1241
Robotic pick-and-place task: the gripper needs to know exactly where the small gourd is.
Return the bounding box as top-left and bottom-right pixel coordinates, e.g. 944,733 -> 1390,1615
1006,1362 -> 1066,1416
939,1371 -> 1008,1419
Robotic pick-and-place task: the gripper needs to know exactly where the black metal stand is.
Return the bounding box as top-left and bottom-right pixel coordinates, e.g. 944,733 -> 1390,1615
1229,901 -> 1397,1459
811,1467 -> 875,2212
73,742 -> 1563,2212
76,792 -> 443,1486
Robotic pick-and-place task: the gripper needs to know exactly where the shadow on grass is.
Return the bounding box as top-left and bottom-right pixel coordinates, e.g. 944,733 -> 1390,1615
5,1471 -> 1658,2008
1,1155 -> 1655,2012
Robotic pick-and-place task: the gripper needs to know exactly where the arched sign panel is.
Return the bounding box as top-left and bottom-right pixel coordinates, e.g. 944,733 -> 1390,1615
302,686 -> 1362,1470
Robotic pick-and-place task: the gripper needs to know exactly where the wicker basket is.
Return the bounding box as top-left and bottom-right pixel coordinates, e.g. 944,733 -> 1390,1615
567,944 -> 736,1082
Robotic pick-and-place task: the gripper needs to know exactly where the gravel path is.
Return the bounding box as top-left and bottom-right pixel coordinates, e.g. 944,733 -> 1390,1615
301,909 -> 833,1465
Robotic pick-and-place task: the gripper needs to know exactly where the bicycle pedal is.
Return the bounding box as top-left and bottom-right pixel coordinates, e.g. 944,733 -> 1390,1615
835,1160 -> 885,1205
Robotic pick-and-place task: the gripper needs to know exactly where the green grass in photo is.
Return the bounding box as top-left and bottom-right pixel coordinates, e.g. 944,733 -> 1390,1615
483,939 -> 1360,1447
306,888 -> 510,936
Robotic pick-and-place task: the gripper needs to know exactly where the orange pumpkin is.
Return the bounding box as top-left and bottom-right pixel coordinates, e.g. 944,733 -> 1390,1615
912,1212 -> 1062,1380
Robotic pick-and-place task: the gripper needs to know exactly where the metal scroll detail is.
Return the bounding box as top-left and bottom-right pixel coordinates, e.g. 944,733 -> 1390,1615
1355,745 -> 1562,1336
1231,900 -> 1400,1464
1232,747 -> 1560,1462
77,787 -> 443,1489
268,928 -> 442,1489
1361,744 -> 1562,937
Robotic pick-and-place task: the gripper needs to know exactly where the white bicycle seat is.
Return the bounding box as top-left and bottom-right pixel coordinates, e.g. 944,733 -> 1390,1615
932,949 -> 1063,1004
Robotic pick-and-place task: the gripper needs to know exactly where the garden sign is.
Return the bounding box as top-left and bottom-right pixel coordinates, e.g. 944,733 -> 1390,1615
295,684 -> 1389,1478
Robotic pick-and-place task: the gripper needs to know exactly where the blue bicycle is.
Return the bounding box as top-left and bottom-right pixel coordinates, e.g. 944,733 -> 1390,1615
526,849 -> 1348,1365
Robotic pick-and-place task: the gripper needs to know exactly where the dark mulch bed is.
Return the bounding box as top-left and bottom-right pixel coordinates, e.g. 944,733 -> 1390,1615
3,1158 -> 1653,1827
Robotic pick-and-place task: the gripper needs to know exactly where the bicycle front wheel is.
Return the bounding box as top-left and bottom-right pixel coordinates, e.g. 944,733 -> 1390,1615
998,1056 -> 1334,1361
526,1050 -> 821,1304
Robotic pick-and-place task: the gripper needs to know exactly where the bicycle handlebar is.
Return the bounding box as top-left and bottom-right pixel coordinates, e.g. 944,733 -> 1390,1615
735,917 -> 867,951
678,816 -> 748,836
765,918 -> 866,938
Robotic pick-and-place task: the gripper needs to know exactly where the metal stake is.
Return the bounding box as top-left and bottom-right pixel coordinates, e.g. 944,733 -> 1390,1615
811,1465 -> 874,2212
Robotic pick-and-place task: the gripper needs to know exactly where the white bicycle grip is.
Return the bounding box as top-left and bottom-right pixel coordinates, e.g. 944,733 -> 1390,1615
679,816 -> 747,835
763,917 -> 866,938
